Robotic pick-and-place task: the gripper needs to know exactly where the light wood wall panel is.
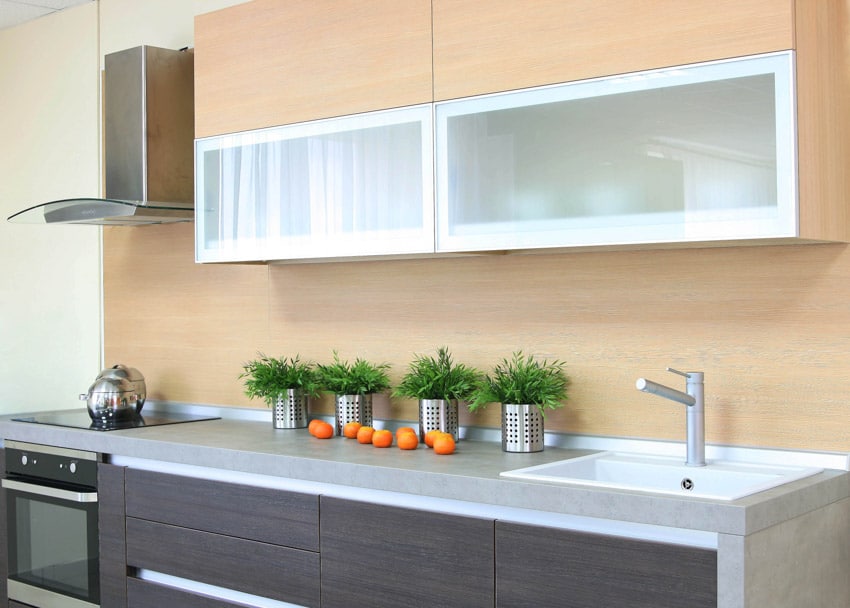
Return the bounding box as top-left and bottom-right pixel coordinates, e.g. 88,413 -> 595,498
433,0 -> 794,101
265,244 -> 850,452
103,223 -> 268,406
103,225 -> 850,452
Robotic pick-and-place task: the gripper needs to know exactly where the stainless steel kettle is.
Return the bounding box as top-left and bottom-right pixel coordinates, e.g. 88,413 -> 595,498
80,364 -> 146,421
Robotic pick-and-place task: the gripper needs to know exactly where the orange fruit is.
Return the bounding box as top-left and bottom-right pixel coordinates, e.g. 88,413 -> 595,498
371,429 -> 393,448
312,421 -> 334,439
397,431 -> 419,450
433,434 -> 456,455
343,421 -> 362,439
356,426 -> 375,444
424,429 -> 445,448
395,426 -> 416,440
308,419 -> 324,436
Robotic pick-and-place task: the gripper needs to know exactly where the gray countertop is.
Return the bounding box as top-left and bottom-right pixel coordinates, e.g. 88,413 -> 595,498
1,405 -> 848,538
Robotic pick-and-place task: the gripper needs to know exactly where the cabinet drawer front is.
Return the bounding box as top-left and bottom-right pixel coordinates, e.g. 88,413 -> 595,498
125,468 -> 318,550
128,578 -> 245,608
495,521 -> 716,608
320,497 -> 494,608
126,517 -> 319,607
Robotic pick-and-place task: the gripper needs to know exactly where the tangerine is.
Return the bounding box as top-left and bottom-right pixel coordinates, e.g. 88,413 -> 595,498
308,419 -> 324,436
343,421 -> 362,439
395,426 -> 417,440
356,426 -> 375,444
424,429 -> 445,448
397,431 -> 419,450
371,429 -> 393,448
433,434 -> 456,455
312,421 -> 334,439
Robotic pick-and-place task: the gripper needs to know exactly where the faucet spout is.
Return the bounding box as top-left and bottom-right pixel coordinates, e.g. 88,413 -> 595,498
635,378 -> 695,407
636,369 -> 705,467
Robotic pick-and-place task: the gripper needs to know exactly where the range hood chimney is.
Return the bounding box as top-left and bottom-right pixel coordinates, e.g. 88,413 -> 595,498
7,45 -> 195,225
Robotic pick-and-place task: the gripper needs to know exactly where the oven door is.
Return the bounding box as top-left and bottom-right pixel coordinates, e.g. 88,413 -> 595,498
3,478 -> 99,608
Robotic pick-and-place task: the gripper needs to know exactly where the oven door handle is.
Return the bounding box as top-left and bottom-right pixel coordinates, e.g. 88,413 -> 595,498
1,478 -> 98,503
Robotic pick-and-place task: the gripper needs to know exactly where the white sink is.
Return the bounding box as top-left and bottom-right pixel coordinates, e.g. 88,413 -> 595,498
500,452 -> 823,500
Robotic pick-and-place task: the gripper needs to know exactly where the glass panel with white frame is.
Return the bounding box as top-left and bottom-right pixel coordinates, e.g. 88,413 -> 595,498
435,52 -> 797,252
196,105 -> 434,262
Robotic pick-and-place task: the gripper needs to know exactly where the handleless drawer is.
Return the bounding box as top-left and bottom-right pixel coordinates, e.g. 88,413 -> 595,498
124,468 -> 318,550
126,517 -> 320,607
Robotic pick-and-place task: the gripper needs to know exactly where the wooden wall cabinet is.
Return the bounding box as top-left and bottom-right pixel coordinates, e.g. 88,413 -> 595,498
194,0 -> 433,138
320,497 -> 495,608
124,469 -> 320,607
193,0 -> 849,262
495,521 -> 717,608
433,0 -> 850,244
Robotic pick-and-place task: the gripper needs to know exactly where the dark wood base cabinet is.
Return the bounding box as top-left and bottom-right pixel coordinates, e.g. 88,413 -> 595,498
124,469 -> 320,608
495,521 -> 717,608
320,497 -> 495,608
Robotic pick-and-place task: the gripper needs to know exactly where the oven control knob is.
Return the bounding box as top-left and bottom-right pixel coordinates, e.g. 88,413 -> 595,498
20,454 -> 27,466
69,462 -> 77,474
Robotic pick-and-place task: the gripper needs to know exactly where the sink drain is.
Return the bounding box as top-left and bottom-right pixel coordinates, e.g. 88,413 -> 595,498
681,478 -> 695,491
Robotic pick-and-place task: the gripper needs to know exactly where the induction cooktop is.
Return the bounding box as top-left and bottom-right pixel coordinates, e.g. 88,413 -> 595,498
12,409 -> 220,431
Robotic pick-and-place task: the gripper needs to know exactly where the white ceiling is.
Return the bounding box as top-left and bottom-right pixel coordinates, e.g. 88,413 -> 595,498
0,0 -> 92,31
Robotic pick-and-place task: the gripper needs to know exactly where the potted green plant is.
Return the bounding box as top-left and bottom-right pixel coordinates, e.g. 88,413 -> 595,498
468,351 -> 569,452
317,352 -> 391,435
393,346 -> 482,441
239,353 -> 320,429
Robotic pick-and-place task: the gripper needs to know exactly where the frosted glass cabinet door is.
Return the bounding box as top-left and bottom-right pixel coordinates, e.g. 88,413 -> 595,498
435,52 -> 796,252
196,105 -> 434,262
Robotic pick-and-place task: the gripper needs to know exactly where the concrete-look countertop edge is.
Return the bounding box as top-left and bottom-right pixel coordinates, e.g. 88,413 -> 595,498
0,410 -> 847,538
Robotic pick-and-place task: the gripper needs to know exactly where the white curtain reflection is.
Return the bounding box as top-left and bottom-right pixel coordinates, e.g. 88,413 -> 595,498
213,122 -> 423,248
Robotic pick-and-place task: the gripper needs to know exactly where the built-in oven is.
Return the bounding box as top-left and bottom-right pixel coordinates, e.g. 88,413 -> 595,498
2,440 -> 99,608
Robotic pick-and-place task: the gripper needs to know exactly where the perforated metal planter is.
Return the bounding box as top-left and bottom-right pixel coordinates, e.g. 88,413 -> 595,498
418,398 -> 459,441
273,389 -> 309,429
501,403 -> 544,452
334,393 -> 373,436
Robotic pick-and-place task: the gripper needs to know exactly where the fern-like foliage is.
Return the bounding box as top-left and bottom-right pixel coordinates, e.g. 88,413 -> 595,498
469,351 -> 569,414
393,346 -> 483,401
239,353 -> 321,406
316,351 -> 392,395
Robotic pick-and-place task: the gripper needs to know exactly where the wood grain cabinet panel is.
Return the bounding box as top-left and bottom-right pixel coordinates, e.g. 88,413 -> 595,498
495,521 -> 716,608
320,497 -> 495,608
433,0 -> 793,100
124,468 -> 319,550
97,463 -> 126,608
194,0 -> 433,137
126,517 -> 320,607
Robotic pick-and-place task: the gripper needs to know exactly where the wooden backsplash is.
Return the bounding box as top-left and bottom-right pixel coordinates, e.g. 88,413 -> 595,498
104,223 -> 850,452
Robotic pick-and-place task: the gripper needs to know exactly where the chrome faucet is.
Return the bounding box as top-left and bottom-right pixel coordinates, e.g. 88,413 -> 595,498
636,368 -> 705,467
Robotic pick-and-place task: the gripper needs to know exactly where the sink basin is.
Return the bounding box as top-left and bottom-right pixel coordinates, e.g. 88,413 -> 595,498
500,452 -> 823,500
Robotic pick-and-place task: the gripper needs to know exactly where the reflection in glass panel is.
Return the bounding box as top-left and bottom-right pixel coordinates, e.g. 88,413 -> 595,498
445,72 -> 777,231
201,120 -> 424,252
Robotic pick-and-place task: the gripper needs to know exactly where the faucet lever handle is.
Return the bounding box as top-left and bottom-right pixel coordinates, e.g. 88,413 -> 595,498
666,367 -> 691,378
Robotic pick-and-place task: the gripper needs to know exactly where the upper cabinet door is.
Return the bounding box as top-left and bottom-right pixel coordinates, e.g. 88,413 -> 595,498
435,53 -> 796,253
432,0 -> 793,101
195,0 -> 433,138
196,105 -> 434,263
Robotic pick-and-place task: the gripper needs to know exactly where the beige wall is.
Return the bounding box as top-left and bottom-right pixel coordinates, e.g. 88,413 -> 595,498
0,4 -> 101,413
0,0 -> 250,414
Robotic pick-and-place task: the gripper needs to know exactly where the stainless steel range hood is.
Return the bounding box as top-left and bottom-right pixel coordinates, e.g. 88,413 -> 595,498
7,45 -> 195,225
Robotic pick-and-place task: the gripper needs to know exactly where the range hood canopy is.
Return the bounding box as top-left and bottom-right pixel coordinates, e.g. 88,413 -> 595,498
7,45 -> 195,226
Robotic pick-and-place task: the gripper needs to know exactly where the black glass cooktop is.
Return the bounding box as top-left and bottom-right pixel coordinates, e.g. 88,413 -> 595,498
12,409 -> 220,431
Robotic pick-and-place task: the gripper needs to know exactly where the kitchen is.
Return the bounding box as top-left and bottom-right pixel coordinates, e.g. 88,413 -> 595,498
1,0 -> 850,607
